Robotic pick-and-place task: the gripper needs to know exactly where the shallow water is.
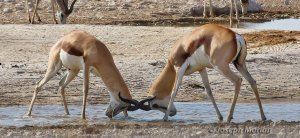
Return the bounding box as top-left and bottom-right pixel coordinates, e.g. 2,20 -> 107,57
0,102 -> 299,127
239,18 -> 300,31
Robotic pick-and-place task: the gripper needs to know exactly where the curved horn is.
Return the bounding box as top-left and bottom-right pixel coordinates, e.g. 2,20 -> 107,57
56,0 -> 69,13
118,93 -> 139,111
138,96 -> 156,111
67,0 -> 77,14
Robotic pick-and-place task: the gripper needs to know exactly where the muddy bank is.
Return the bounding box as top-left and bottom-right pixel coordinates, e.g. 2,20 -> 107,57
1,120 -> 300,137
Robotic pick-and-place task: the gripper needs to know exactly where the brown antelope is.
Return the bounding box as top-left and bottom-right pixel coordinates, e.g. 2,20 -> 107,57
27,31 -> 140,119
139,24 -> 266,122
27,0 -> 77,24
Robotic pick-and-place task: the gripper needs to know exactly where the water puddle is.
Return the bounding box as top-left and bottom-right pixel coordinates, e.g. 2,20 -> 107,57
239,18 -> 300,31
0,102 -> 299,127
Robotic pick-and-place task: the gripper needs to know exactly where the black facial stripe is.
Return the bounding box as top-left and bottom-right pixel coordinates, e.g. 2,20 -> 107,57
152,104 -> 167,110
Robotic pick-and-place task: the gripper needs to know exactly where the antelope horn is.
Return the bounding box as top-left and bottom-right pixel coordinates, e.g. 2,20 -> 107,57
137,96 -> 156,111
59,0 -> 69,13
118,93 -> 139,111
67,0 -> 77,14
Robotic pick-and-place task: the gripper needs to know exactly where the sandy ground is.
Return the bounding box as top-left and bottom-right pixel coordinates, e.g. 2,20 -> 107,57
1,25 -> 300,137
0,121 -> 299,137
1,25 -> 300,106
0,0 -> 300,137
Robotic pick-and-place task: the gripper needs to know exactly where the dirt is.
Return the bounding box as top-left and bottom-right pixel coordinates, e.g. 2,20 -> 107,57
1,0 -> 300,137
1,25 -> 300,137
1,26 -> 299,113
1,25 -> 300,106
0,120 -> 299,137
1,0 -> 300,25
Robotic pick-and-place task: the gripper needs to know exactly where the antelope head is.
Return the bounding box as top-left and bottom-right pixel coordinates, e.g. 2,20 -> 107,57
56,0 -> 77,24
105,92 -> 140,118
138,60 -> 177,116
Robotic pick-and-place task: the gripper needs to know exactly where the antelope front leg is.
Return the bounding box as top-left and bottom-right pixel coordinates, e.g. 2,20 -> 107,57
31,0 -> 40,23
26,0 -> 31,23
163,60 -> 189,121
50,0 -> 58,24
203,0 -> 207,18
163,70 -> 182,121
208,0 -> 214,17
241,0 -> 249,16
27,73 -> 58,115
27,81 -> 42,116
234,0 -> 239,21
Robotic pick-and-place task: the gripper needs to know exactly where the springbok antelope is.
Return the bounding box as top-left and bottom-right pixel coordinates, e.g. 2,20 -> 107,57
203,0 -> 249,26
27,0 -> 77,24
27,31 -> 140,119
139,24 -> 266,122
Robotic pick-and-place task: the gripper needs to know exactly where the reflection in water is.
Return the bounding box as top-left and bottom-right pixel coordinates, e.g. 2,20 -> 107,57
0,102 -> 299,127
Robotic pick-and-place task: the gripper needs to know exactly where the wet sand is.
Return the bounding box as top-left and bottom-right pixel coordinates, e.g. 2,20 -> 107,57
1,118 -> 300,137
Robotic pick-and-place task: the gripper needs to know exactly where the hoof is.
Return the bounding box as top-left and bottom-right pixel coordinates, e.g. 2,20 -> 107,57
227,116 -> 233,123
219,116 -> 223,121
163,115 -> 169,121
262,116 -> 267,121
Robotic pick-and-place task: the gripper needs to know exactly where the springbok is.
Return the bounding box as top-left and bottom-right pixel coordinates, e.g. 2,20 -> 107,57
139,24 -> 266,122
203,0 -> 249,26
27,31 -> 140,119
27,0 -> 77,24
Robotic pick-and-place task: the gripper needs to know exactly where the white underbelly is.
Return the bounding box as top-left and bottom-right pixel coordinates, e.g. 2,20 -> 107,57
185,46 -> 211,75
60,50 -> 84,70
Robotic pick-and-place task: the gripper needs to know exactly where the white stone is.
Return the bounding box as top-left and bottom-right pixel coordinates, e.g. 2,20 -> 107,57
3,8 -> 13,13
27,2 -> 33,7
47,6 -> 52,10
190,5 -> 203,16
6,132 -> 20,137
15,4 -> 24,11
248,0 -> 262,12
122,3 -> 131,9
47,10 -> 53,13
4,0 -> 14,2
